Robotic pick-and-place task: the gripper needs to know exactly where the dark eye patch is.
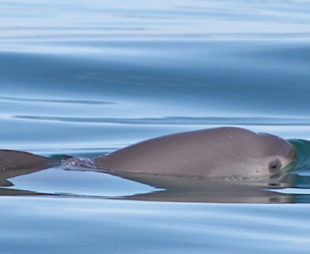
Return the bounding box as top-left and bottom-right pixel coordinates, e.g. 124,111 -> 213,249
269,159 -> 282,173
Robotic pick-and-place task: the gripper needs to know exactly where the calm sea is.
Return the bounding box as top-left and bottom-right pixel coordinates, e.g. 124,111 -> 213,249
1,0 -> 310,253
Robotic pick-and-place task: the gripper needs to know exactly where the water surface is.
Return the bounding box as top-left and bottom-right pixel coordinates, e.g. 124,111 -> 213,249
1,0 -> 310,253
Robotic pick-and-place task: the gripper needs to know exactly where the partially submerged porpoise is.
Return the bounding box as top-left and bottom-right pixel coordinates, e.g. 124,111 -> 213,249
0,127 -> 296,184
95,127 -> 296,179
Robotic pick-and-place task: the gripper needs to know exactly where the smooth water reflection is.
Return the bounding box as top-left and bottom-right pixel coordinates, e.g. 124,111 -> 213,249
1,0 -> 310,40
1,40 -> 310,118
1,197 -> 310,254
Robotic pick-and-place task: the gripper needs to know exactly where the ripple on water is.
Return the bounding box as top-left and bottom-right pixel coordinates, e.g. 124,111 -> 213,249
0,197 -> 310,254
1,0 -> 310,253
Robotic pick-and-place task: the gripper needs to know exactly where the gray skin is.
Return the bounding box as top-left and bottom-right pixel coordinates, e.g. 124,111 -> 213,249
0,127 -> 296,186
0,149 -> 58,186
95,127 -> 296,179
0,127 -> 297,202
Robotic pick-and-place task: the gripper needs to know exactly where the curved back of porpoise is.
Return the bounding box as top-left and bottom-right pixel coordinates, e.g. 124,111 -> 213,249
0,149 -> 52,171
0,149 -> 54,186
95,127 -> 296,179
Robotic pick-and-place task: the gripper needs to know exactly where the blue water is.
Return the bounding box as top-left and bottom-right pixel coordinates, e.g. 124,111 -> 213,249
1,0 -> 310,253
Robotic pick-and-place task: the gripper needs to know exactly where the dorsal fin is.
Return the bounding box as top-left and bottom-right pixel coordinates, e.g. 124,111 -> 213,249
0,149 -> 53,170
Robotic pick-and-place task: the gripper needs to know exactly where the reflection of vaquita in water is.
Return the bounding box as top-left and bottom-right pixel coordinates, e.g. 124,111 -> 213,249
0,127 -> 306,203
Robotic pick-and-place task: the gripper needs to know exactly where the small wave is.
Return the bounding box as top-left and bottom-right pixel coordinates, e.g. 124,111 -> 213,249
0,96 -> 114,105
13,115 -> 310,126
289,139 -> 310,172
